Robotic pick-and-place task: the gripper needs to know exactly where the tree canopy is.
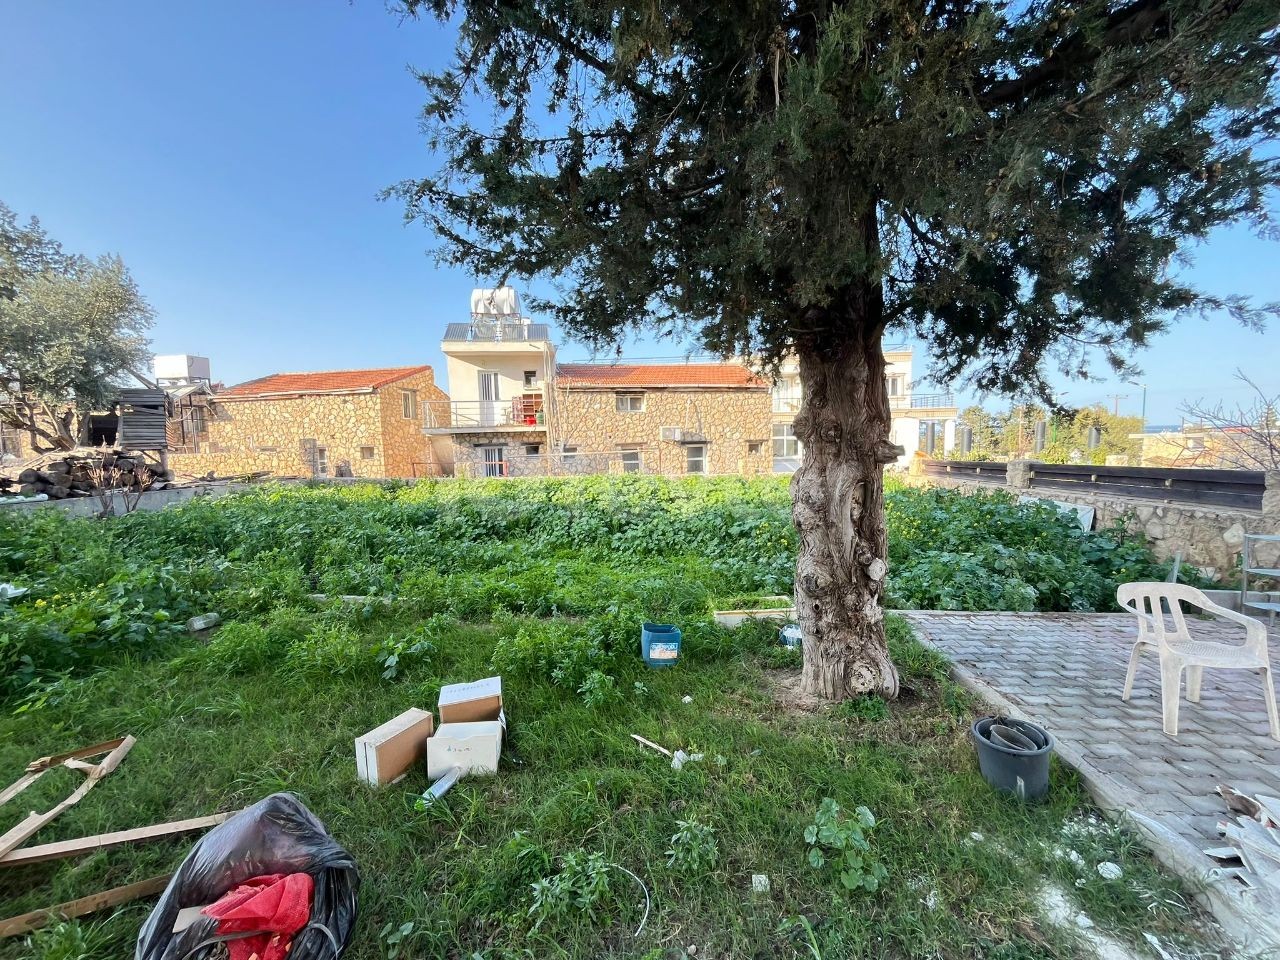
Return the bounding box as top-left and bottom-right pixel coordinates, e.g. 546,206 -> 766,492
0,202 -> 154,451
395,0 -> 1280,393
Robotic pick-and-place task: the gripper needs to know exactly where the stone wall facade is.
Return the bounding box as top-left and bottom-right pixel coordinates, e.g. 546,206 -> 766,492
551,386 -> 773,476
169,369 -> 449,480
912,461 -> 1280,580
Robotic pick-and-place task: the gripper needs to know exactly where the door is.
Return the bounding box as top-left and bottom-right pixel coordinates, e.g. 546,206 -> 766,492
478,371 -> 500,426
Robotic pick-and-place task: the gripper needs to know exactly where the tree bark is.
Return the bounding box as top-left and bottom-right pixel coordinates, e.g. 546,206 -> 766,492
791,287 -> 901,702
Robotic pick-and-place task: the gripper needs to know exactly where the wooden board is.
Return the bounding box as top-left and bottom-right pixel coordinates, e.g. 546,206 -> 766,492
0,873 -> 171,938
0,811 -> 231,868
0,736 -> 135,860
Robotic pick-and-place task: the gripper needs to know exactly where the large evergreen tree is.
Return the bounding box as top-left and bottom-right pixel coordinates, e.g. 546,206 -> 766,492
393,0 -> 1280,700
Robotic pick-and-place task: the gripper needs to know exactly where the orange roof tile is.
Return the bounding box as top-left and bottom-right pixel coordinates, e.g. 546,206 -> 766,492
556,362 -> 766,389
219,365 -> 431,398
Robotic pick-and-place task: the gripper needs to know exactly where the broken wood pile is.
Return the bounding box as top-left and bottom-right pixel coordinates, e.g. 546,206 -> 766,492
1208,785 -> 1280,907
0,450 -> 178,500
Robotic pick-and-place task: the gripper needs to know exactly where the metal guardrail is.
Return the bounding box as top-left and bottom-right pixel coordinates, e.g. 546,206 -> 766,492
924,460 -> 1009,482
922,459 -> 1265,510
424,399 -> 544,430
442,322 -> 551,342
773,392 -> 957,414
1026,463 -> 1265,511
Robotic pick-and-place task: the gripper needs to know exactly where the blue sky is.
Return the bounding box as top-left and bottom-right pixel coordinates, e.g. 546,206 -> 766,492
2,0 -> 1276,424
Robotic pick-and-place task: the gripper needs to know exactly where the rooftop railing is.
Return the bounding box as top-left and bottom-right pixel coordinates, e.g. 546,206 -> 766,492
442,322 -> 552,343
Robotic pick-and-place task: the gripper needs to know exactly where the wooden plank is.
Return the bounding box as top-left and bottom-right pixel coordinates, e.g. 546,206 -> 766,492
0,736 -> 136,860
0,811 -> 231,868
0,873 -> 171,939
1,737 -> 132,808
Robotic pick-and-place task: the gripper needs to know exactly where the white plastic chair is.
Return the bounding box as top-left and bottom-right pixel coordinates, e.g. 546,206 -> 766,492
1117,582 -> 1280,741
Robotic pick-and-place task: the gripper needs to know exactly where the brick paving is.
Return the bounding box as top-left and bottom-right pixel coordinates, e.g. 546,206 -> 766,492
898,611 -> 1280,855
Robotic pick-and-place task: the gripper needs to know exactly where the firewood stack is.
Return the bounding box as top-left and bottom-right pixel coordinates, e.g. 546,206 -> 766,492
0,452 -> 179,500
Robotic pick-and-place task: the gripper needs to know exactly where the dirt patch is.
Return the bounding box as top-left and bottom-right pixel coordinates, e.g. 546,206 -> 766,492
761,668 -> 832,713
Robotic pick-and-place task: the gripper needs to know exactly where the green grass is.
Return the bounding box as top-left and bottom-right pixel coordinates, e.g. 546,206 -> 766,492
0,479 -> 1218,958
2,610 -> 1217,959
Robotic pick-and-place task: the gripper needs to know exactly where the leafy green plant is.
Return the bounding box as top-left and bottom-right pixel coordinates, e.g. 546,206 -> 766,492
379,920 -> 415,960
373,615 -> 452,679
666,817 -> 719,875
834,696 -> 889,722
527,850 -> 613,930
804,798 -> 887,894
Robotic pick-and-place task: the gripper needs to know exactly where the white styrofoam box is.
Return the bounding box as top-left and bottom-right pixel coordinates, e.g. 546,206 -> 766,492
427,720 -> 504,779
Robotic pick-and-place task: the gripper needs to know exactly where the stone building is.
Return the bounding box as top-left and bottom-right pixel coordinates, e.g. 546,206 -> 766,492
167,365 -> 451,479
546,363 -> 773,477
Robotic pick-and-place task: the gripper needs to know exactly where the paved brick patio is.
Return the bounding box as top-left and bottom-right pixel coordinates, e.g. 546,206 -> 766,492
899,611 -> 1280,854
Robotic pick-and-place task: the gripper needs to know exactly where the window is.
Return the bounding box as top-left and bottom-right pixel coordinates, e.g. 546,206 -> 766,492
524,444 -> 541,456
619,446 -> 642,473
316,446 -> 329,476
748,441 -> 763,455
188,405 -> 207,436
480,445 -> 506,477
615,392 -> 645,413
0,422 -> 20,457
772,423 -> 800,458
401,389 -> 418,420
562,445 -> 579,461
887,375 -> 905,397
685,444 -> 706,474
523,370 -> 538,388
360,446 -> 376,460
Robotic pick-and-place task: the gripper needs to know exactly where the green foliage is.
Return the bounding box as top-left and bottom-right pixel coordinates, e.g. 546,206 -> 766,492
1,201 -> 154,450
665,817 -> 719,876
833,696 -> 889,722
0,477 -> 1191,704
527,850 -> 613,931
395,1 -> 1280,396
804,798 -> 888,895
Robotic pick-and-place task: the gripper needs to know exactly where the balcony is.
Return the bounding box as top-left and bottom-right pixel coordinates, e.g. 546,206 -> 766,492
442,322 -> 552,343
423,398 -> 546,434
897,392 -> 956,410
772,391 -> 956,415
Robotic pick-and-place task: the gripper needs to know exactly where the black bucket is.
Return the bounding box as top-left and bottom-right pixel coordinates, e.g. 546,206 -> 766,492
972,716 -> 1054,802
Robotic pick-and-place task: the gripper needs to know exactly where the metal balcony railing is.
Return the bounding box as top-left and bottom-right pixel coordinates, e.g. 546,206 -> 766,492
442,322 -> 552,343
424,398 -> 545,430
772,391 -> 956,413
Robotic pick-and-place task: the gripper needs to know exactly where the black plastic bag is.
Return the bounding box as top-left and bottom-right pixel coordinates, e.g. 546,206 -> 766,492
136,792 -> 359,960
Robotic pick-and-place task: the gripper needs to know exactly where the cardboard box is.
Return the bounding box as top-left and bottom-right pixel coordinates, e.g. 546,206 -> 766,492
355,708 -> 434,786
427,721 -> 504,779
438,676 -> 504,724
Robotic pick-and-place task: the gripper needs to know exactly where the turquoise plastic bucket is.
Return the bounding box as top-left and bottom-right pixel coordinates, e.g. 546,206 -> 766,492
640,622 -> 681,668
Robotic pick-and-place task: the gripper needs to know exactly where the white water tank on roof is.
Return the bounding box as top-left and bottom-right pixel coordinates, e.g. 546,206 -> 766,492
471,286 -> 521,320
153,354 -> 211,383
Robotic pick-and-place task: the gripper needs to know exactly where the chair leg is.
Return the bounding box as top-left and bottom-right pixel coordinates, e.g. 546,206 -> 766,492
1186,665 -> 1203,703
1122,642 -> 1144,701
1160,656 -> 1183,737
1262,666 -> 1280,743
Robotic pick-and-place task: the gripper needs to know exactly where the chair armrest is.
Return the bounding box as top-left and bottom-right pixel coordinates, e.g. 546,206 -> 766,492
1197,597 -> 1269,652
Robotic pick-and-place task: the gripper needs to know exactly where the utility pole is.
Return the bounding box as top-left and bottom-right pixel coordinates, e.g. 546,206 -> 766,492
1105,393 -> 1129,416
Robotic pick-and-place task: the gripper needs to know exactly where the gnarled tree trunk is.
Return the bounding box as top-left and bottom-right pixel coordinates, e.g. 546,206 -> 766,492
791,289 -> 901,702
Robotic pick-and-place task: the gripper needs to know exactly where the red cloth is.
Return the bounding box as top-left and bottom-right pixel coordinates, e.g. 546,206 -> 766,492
202,872 -> 314,960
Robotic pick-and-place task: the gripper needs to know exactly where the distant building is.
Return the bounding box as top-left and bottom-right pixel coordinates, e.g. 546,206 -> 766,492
167,365 -> 450,479
1133,424 -> 1277,470
427,288 -> 773,477
769,346 -> 960,470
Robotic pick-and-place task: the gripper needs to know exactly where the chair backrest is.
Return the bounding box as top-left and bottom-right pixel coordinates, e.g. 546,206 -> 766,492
1116,581 -> 1210,645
